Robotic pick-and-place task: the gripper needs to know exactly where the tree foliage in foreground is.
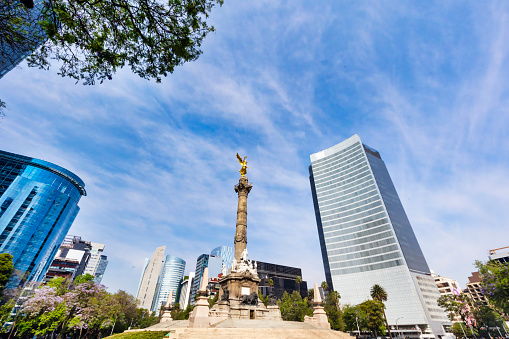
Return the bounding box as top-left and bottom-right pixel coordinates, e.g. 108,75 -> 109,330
343,301 -> 386,336
358,300 -> 386,337
476,259 -> 509,316
278,291 -> 313,322
323,290 -> 343,330
1,0 -> 223,85
450,322 -> 478,338
370,284 -> 392,339
5,275 -> 157,338
0,253 -> 14,294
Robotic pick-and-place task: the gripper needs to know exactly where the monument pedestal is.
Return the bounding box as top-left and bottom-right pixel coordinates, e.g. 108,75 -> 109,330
189,296 -> 210,328
208,266 -> 282,322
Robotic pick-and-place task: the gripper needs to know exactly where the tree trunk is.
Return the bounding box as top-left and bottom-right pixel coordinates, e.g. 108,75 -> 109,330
382,308 -> 393,339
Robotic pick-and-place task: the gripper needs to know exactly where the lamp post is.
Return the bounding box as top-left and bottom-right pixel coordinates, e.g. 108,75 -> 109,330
355,309 -> 361,338
396,317 -> 403,338
459,322 -> 468,339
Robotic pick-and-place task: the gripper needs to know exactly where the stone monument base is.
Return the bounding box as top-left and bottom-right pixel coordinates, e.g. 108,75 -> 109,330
209,295 -> 282,324
207,269 -> 282,325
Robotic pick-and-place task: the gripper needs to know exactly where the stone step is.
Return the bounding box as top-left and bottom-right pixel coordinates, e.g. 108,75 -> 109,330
170,328 -> 351,339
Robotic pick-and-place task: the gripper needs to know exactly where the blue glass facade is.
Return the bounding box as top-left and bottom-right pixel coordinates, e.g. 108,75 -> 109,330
210,245 -> 234,270
309,135 -> 448,337
190,254 -> 222,305
0,150 -> 86,285
0,0 -> 48,79
152,255 -> 186,312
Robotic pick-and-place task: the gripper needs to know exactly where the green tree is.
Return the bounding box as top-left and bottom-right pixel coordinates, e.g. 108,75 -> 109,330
208,292 -> 218,308
321,281 -> 329,292
451,322 -> 472,338
74,273 -> 96,284
295,276 -> 302,295
0,253 -> 13,293
476,259 -> 509,316
307,288 -> 314,304
278,291 -> 313,322
359,300 -> 386,338
438,294 -> 474,322
343,304 -> 368,333
0,300 -> 15,333
258,290 -> 269,307
323,290 -> 343,330
1,0 -> 223,85
370,284 -> 392,339
472,305 -> 505,338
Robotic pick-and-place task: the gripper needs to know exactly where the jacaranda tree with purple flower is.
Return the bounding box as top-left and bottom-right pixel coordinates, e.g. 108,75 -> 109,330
476,259 -> 509,317
7,274 -> 156,338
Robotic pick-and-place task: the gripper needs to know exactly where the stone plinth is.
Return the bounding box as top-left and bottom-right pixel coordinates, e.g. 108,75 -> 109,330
304,282 -> 330,329
266,305 -> 283,321
160,311 -> 172,322
188,267 -> 210,328
188,296 -> 210,328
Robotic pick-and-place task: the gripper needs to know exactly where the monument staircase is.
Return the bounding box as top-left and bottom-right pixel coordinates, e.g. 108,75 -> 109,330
136,319 -> 352,339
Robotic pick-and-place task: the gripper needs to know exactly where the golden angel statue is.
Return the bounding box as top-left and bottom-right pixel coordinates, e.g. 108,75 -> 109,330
236,153 -> 248,177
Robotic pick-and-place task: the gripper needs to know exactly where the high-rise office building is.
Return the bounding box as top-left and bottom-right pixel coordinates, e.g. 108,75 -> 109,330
489,246 -> 509,264
0,0 -> 47,78
177,272 -> 195,309
44,236 -> 108,284
464,272 -> 488,306
152,255 -> 185,312
190,254 -> 222,305
0,150 -> 86,285
309,135 -> 448,337
431,270 -> 462,321
83,242 -> 108,283
136,246 -> 165,311
211,246 -> 234,270
43,235 -> 91,282
257,260 -> 308,299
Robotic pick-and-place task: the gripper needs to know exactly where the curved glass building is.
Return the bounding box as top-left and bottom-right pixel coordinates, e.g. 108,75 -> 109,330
211,245 -> 234,270
309,135 -> 448,338
152,255 -> 186,312
0,150 -> 86,285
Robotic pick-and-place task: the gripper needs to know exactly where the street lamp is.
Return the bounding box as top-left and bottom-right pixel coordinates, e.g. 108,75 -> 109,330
396,317 -> 403,339
355,309 -> 361,338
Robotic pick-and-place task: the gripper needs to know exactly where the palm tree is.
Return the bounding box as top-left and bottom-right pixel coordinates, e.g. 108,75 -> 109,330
370,284 -> 392,339
321,281 -> 328,292
295,276 -> 302,295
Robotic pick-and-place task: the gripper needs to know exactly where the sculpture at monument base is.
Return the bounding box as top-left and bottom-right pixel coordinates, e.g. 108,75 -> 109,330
304,282 -> 331,329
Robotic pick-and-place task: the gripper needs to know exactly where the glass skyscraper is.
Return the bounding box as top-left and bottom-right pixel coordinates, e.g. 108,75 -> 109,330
309,135 -> 448,337
0,0 -> 47,78
190,254 -> 222,305
211,245 -> 234,270
0,150 -> 86,285
152,255 -> 186,312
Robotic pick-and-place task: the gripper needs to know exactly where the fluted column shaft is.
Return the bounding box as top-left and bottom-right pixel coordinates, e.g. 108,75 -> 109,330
234,176 -> 252,261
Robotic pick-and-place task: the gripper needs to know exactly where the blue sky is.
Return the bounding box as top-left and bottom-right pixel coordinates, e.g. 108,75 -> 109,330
1,1 -> 509,295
